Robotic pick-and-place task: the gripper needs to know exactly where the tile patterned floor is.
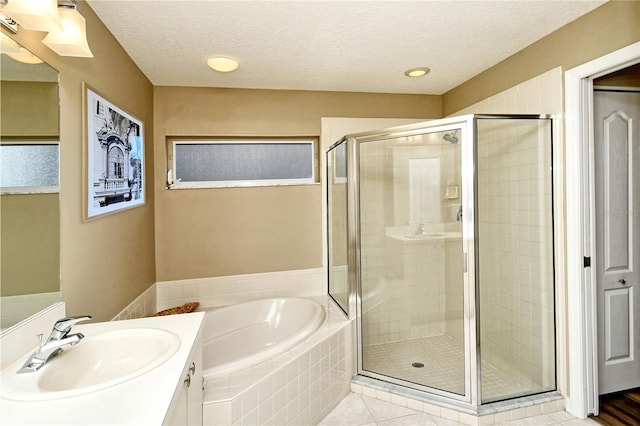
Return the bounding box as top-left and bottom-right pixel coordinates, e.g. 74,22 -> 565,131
363,334 -> 540,401
362,335 -> 466,395
319,393 -> 600,426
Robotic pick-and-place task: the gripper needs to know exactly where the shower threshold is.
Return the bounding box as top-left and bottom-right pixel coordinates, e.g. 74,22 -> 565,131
352,375 -> 564,421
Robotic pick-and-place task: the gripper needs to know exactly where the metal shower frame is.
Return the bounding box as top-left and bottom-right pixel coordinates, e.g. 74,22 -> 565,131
327,114 -> 558,412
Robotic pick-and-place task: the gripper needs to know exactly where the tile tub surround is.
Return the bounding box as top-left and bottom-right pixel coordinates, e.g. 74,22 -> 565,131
112,284 -> 157,320
156,268 -> 324,311
203,296 -> 353,426
114,268 -> 323,321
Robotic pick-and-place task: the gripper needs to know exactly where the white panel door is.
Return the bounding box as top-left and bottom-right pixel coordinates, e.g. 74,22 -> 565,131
595,90 -> 640,395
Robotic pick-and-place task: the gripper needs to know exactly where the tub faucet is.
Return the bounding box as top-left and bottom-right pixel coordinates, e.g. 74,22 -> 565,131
414,223 -> 425,235
17,315 -> 92,374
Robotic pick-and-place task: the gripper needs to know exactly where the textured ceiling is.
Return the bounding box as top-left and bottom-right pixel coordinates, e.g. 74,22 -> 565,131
86,0 -> 607,95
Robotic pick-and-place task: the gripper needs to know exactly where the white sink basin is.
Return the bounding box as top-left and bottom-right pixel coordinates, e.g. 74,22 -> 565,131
1,328 -> 180,401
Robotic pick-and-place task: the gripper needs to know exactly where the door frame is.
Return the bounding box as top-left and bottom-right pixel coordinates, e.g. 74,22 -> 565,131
565,41 -> 640,419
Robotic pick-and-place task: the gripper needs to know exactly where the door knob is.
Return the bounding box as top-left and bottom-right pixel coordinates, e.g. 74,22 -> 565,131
619,278 -> 627,285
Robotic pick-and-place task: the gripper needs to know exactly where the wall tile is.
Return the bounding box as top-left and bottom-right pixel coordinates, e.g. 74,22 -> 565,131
156,268 -> 323,311
112,284 -> 156,320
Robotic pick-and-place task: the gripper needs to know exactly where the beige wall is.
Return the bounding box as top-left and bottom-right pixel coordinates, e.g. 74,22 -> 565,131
154,87 -> 441,281
4,0 -> 155,322
443,0 -> 640,115
1,194 -> 60,296
1,81 -> 58,138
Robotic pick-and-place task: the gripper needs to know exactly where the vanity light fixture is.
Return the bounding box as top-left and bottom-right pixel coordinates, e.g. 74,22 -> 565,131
42,0 -> 93,58
0,0 -> 62,32
0,32 -> 40,63
0,0 -> 93,58
0,31 -> 20,53
0,11 -> 18,33
7,46 -> 44,63
404,67 -> 431,78
207,56 -> 239,73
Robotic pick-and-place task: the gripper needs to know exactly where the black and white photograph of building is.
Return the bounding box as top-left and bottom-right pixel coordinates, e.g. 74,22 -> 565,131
85,87 -> 144,219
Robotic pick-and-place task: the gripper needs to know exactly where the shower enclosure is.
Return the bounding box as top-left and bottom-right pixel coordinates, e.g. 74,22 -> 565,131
327,115 -> 556,409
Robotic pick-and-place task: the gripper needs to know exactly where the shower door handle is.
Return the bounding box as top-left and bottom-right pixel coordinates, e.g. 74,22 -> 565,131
463,252 -> 468,273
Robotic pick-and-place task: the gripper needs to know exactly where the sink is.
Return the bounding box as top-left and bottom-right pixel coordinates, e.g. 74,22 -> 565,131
1,328 -> 180,401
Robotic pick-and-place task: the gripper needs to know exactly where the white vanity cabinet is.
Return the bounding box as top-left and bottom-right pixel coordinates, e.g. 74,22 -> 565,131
164,327 -> 203,426
0,312 -> 205,425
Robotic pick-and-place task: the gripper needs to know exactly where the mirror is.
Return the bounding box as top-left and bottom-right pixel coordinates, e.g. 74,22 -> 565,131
0,34 -> 61,334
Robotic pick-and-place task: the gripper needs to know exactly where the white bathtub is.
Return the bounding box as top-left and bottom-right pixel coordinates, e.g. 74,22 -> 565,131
201,297 -> 325,377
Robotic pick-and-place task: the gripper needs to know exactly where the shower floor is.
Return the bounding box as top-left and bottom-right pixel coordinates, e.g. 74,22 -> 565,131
362,334 -> 535,400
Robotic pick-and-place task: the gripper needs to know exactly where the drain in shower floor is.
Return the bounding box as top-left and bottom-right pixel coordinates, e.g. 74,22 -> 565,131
412,362 -> 425,368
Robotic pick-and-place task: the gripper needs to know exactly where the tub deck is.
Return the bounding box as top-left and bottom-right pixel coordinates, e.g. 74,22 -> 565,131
202,296 -> 353,426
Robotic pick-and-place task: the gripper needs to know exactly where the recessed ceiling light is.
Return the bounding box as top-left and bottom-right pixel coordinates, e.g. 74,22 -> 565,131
404,67 -> 430,78
207,56 -> 239,73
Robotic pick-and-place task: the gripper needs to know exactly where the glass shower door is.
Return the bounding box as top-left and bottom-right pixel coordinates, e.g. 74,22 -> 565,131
476,117 -> 556,403
356,124 -> 470,398
327,139 -> 349,315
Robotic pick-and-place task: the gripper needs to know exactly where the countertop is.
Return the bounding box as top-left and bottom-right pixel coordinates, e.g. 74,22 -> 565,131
385,225 -> 463,242
0,312 -> 204,425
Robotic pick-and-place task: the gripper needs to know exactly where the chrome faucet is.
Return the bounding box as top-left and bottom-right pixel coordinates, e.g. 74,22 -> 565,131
17,315 -> 92,374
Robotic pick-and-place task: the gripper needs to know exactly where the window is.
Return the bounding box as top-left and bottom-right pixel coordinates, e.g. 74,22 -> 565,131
108,146 -> 125,179
0,142 -> 59,193
168,138 -> 317,188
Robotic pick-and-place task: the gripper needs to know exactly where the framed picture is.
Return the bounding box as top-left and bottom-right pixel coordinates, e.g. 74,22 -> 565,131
83,83 -> 145,220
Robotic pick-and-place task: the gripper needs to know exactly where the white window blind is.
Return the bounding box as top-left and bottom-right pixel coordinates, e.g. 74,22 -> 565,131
169,139 -> 316,188
0,143 -> 59,193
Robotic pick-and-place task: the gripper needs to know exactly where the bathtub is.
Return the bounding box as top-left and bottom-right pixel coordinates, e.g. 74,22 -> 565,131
201,297 -> 325,377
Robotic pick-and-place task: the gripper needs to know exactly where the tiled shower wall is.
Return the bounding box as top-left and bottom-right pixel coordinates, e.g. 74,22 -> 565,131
359,138 -> 463,346
390,141 -> 463,343
358,140 -> 394,344
476,119 -> 556,400
452,67 -> 563,117
455,67 -> 562,400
